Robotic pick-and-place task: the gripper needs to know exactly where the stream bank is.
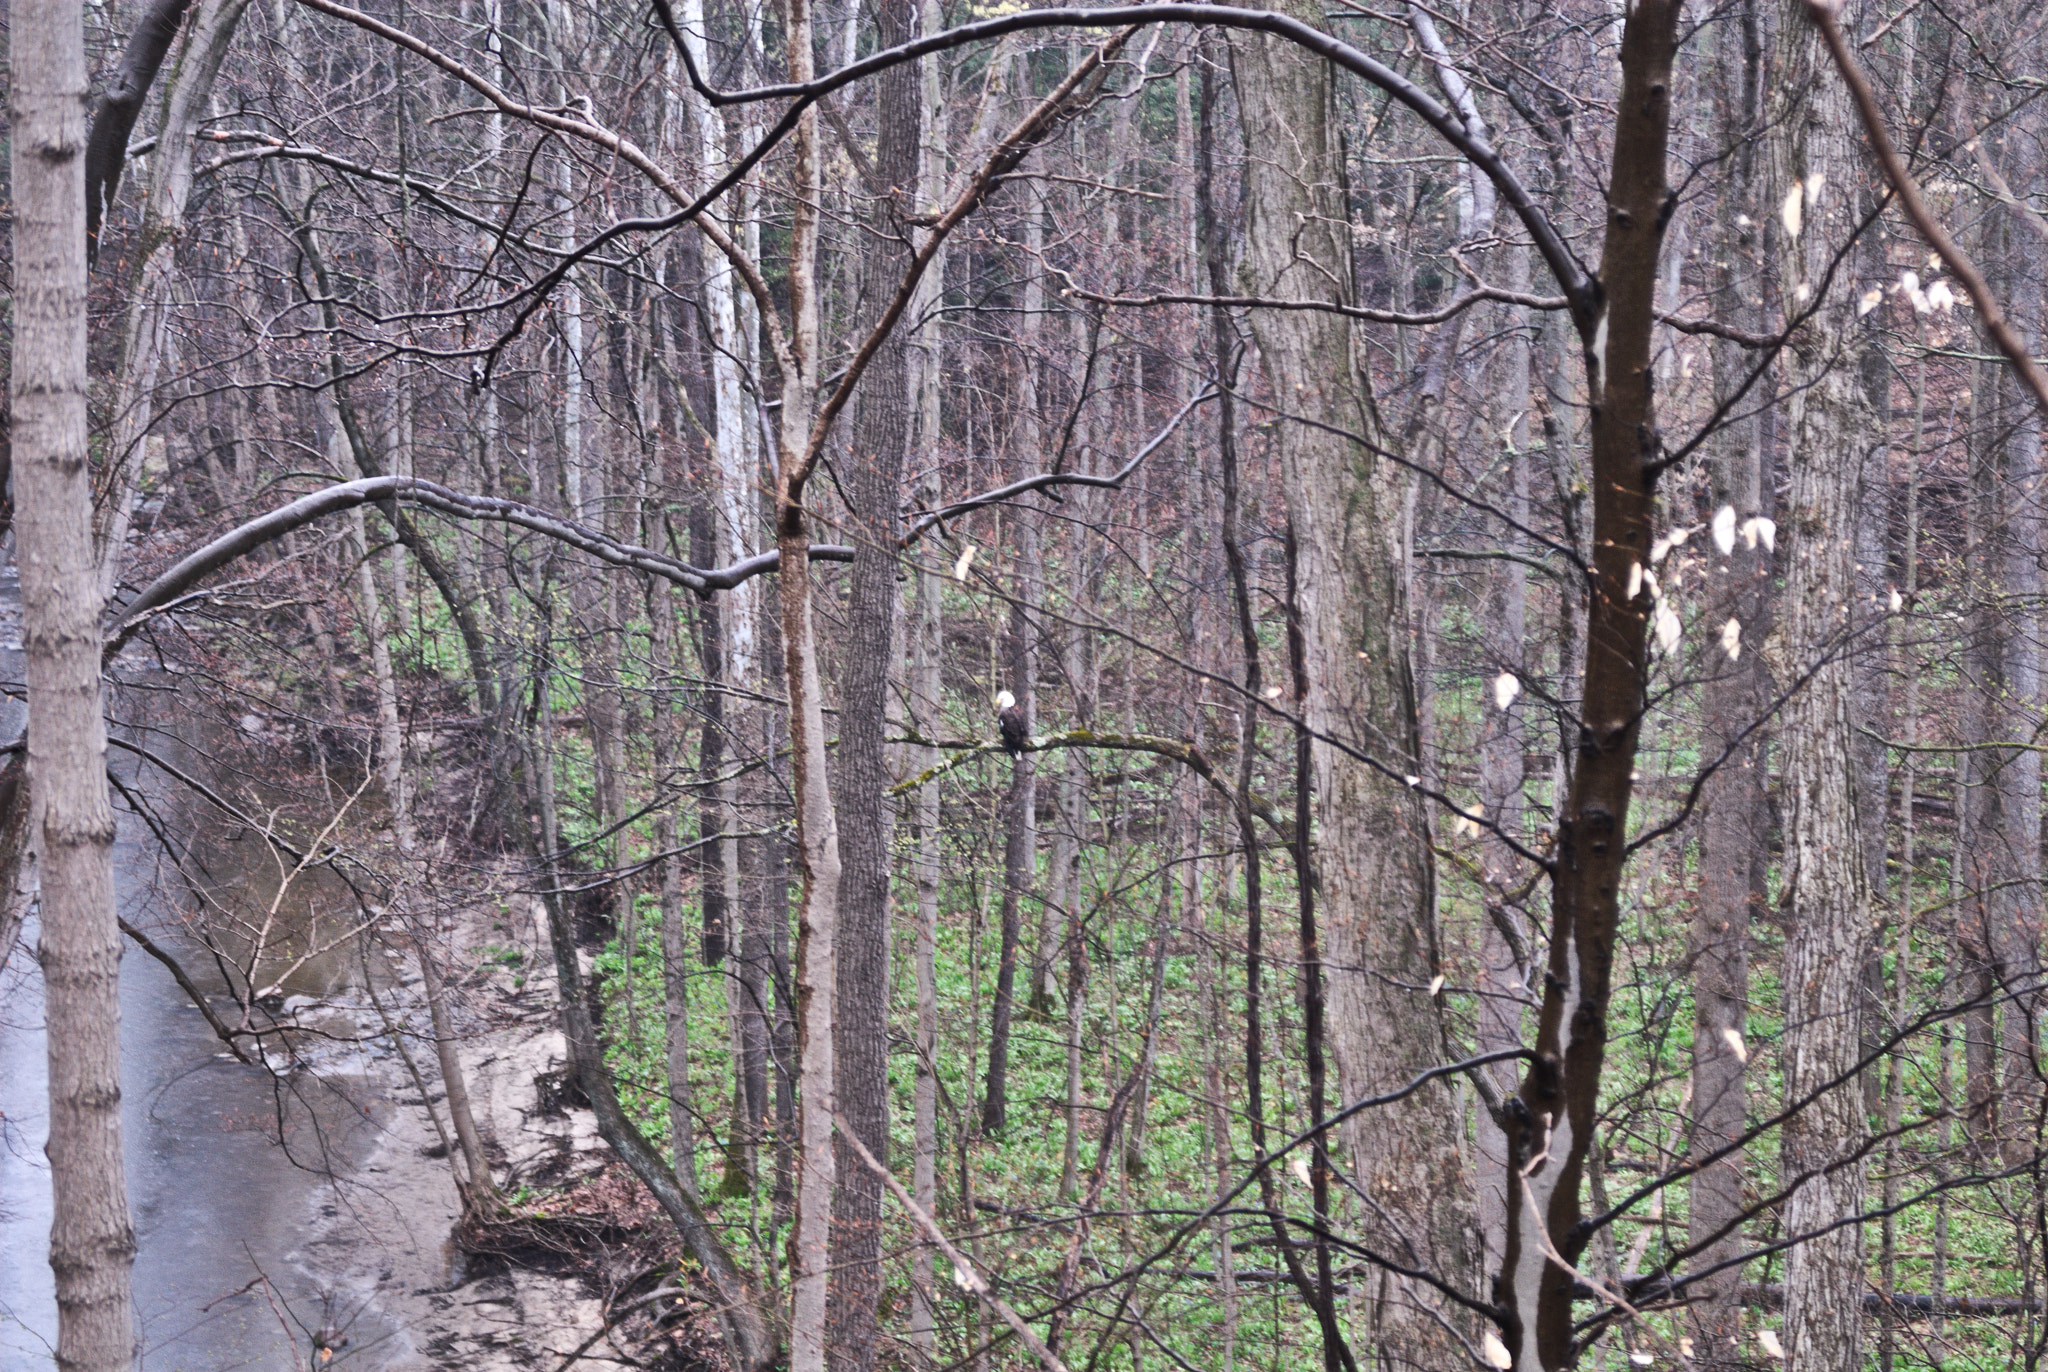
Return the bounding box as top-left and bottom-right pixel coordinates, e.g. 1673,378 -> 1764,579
0,863 -> 637,1370
0,561 -> 647,1368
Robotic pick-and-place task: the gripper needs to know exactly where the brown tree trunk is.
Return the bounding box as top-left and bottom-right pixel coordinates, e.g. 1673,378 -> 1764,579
983,162 -> 1047,1139
983,505 -> 1041,1136
16,0 -> 139,1363
1497,1 -> 1681,1365
92,0 -> 253,600
1475,249 -> 1533,1276
651,571 -> 700,1192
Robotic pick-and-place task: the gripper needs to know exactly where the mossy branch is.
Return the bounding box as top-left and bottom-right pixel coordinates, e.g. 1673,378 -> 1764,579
891,728 -> 1293,844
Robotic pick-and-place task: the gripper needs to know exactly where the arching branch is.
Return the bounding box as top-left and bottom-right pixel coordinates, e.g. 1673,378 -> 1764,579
634,3 -> 1597,325
901,389 -> 1215,545
105,476 -> 854,653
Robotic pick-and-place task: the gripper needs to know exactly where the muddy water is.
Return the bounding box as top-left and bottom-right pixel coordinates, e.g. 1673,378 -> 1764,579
0,584 -> 413,1370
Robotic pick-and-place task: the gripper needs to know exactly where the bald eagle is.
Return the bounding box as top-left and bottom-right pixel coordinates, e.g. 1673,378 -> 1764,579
995,690 -> 1028,758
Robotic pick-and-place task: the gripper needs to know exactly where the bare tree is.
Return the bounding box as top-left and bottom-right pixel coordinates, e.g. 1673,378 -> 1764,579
16,0 -> 138,1366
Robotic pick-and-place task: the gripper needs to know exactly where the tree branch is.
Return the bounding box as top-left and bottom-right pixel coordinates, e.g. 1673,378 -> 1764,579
1804,0 -> 2048,421
632,2 -> 1595,320
105,476 -> 853,652
888,727 -> 1293,842
835,1112 -> 1074,1372
901,388 -> 1215,545
85,0 -> 200,263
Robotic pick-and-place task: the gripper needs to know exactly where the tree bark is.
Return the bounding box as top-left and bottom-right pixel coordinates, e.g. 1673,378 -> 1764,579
1497,1 -> 1681,1365
1233,6 -> 1475,1362
982,568 -> 1038,1137
1688,3 -> 1766,1357
15,0 -> 140,1363
983,164 -> 1047,1139
1475,248 -> 1533,1278
828,0 -> 921,1356
773,0 -> 837,1357
651,571 -> 699,1192
1770,20 -> 1876,1367
91,0 -> 254,601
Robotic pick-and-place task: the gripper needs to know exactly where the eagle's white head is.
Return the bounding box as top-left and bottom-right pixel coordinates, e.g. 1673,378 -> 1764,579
994,690 -> 1016,710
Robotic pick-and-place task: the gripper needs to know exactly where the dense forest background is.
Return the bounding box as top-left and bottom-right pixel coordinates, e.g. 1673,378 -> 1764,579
6,0 -> 2048,1365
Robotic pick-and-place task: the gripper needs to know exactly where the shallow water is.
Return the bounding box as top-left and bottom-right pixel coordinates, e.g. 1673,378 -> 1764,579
0,583 -> 407,1371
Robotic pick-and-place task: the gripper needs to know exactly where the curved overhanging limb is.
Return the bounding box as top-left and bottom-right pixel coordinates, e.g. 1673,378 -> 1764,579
630,2 -> 1598,327
107,410 -> 1197,657
103,475 -> 856,654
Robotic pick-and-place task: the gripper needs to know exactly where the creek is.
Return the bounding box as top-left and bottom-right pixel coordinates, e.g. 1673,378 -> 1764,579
0,583 -> 416,1371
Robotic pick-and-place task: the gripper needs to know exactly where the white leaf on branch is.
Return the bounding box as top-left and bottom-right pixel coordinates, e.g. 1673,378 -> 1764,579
1494,672 -> 1522,710
1654,601 -> 1681,653
1721,1026 -> 1748,1063
1649,525 -> 1691,564
1712,505 -> 1737,555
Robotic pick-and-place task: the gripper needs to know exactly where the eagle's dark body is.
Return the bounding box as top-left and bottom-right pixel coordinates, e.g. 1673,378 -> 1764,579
998,703 -> 1028,758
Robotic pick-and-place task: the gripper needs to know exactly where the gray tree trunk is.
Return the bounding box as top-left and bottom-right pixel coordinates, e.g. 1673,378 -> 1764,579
1688,3 -> 1766,1357
1474,249 -> 1532,1275
1771,23 -> 1875,1367
828,0 -> 921,1356
1985,244 -> 2044,1136
1233,7 -> 1475,1359
15,0 -> 140,1363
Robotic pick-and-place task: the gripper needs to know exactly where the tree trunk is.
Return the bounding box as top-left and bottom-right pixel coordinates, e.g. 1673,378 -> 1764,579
1987,252 -> 2044,1136
828,0 -> 920,1355
983,165 -> 1046,1139
1770,22 -> 1876,1366
91,0 -> 253,601
651,572 -> 699,1193
1689,3 -> 1766,1356
16,0 -> 139,1362
774,0 -> 837,1356
909,512 -> 944,1365
1232,6 -> 1474,1361
1475,250 -> 1533,1276
1497,1 -> 1680,1364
